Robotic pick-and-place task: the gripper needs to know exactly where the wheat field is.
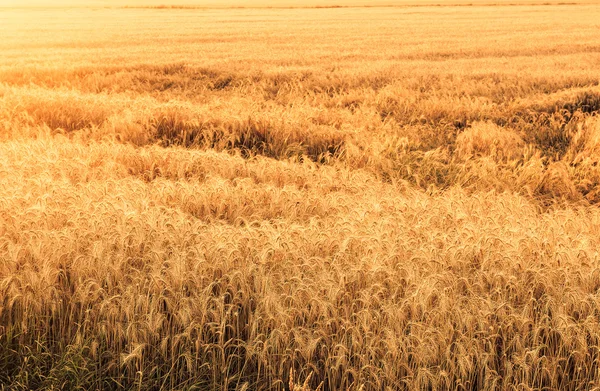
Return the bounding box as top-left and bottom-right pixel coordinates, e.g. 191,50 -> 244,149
1,2 -> 600,390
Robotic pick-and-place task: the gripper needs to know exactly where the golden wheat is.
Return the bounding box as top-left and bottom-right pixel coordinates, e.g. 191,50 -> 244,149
1,2 -> 600,390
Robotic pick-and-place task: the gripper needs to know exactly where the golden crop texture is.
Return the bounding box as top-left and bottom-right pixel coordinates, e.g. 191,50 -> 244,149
1,2 -> 600,390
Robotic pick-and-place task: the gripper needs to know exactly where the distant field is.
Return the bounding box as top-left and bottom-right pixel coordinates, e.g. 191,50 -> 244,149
2,0 -> 599,8
1,3 -> 600,390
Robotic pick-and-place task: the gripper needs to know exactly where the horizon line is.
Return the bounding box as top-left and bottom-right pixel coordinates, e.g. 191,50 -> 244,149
1,1 -> 596,10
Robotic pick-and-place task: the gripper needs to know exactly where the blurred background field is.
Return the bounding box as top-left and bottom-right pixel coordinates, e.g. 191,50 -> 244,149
4,0 -> 599,8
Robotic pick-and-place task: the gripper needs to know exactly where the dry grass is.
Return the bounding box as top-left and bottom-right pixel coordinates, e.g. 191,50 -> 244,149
1,2 -> 600,390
